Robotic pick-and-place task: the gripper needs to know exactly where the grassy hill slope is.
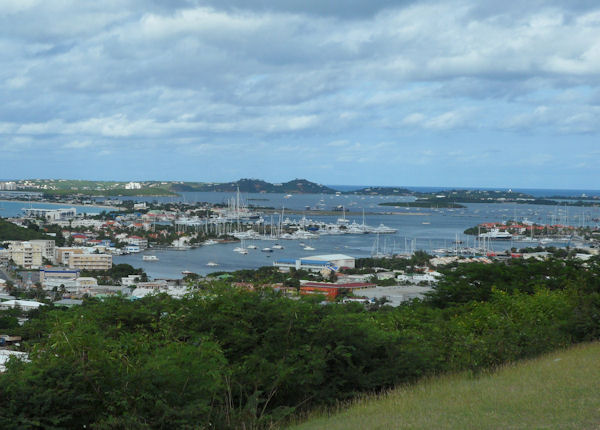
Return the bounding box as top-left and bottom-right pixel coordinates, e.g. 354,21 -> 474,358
292,342 -> 600,430
0,219 -> 54,242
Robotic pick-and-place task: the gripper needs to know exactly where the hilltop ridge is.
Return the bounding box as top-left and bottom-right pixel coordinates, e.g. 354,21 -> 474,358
170,178 -> 337,194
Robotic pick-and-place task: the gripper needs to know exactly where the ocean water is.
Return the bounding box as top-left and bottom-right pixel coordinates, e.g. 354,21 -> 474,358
0,201 -> 103,218
2,190 -> 598,279
115,200 -> 600,279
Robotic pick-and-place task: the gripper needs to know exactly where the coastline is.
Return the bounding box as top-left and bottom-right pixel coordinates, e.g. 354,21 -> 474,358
0,199 -> 120,211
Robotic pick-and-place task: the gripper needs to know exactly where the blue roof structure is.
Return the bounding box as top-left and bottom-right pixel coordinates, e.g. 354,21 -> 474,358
299,260 -> 330,266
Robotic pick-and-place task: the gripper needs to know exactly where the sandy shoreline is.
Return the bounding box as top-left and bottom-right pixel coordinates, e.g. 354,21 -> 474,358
0,199 -> 120,211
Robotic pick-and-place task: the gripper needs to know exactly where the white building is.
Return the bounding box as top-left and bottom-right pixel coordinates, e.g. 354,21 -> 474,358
30,240 -> 56,264
0,299 -> 45,311
70,219 -> 105,229
24,208 -> 77,221
125,245 -> 140,253
125,182 -> 142,190
0,181 -> 17,191
125,236 -> 148,249
273,254 -> 355,272
121,274 -> 141,287
8,242 -> 43,269
396,271 -> 442,284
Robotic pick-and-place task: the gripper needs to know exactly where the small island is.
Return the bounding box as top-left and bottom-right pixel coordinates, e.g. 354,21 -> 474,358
379,201 -> 466,208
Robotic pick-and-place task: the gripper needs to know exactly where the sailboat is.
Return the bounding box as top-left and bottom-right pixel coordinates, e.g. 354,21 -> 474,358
234,239 -> 248,254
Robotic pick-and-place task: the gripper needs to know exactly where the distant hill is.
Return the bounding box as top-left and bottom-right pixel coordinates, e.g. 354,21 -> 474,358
345,186 -> 412,195
171,178 -> 337,194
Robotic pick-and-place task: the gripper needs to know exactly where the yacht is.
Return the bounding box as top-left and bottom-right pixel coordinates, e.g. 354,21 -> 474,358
247,244 -> 258,249
142,255 -> 159,261
206,262 -> 219,267
303,246 -> 315,251
479,228 -> 513,240
261,247 -> 273,252
272,244 -> 284,250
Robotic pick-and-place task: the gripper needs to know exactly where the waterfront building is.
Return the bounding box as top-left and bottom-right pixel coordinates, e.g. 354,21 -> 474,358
68,254 -> 112,271
125,236 -> 148,249
0,181 -> 17,190
55,247 -> 85,265
273,254 -> 355,272
125,245 -> 141,253
24,208 -> 76,221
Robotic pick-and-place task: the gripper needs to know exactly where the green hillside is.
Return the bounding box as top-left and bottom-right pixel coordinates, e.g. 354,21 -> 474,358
292,342 -> 600,430
0,219 -> 54,242
170,178 -> 337,194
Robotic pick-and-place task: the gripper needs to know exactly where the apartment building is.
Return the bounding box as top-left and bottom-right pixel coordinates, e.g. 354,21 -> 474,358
8,241 -> 43,269
30,240 -> 56,264
55,247 -> 85,265
68,254 -> 112,271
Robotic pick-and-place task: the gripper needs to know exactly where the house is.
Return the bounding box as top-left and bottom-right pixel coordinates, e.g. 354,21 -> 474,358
0,300 -> 45,311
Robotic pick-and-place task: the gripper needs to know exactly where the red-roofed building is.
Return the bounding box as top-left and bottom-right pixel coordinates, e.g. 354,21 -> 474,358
300,282 -> 376,299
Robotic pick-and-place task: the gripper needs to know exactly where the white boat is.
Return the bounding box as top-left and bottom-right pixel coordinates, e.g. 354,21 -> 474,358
203,239 -> 218,245
206,262 -> 219,267
370,223 -> 397,234
303,246 -> 315,251
247,244 -> 258,249
142,255 -> 159,261
272,244 -> 284,249
479,228 -> 513,240
261,247 -> 273,252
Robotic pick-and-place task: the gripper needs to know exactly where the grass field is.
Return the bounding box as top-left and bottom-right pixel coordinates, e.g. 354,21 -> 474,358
292,343 -> 600,430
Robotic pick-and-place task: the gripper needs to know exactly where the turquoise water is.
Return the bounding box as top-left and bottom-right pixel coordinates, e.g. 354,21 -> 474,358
0,201 -> 104,217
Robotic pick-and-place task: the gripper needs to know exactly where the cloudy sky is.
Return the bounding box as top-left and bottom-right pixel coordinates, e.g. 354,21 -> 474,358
1,0 -> 599,189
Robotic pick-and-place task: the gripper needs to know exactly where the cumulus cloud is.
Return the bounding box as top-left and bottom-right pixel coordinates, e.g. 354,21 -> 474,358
0,0 -> 599,185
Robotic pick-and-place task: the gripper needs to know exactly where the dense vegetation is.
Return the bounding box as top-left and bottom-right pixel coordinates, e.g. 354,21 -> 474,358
170,178 -> 337,194
80,263 -> 148,285
0,219 -> 57,242
0,257 -> 599,428
294,343 -> 600,429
